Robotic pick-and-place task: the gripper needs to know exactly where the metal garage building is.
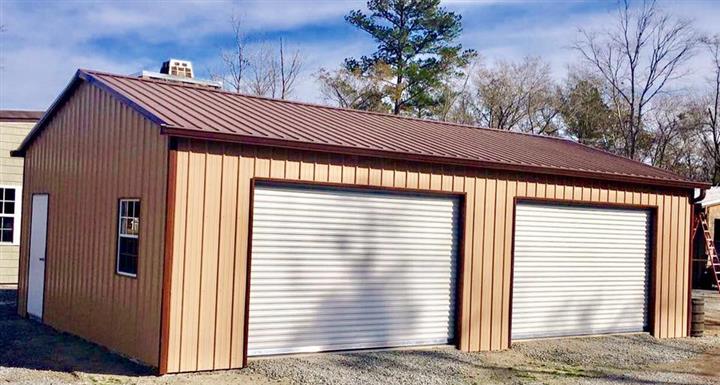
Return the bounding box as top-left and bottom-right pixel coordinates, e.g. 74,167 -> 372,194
12,68 -> 709,374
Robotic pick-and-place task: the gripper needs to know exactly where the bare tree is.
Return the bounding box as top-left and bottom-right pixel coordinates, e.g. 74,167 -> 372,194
525,83 -> 563,135
646,96 -> 696,168
473,56 -> 560,133
245,43 -> 276,97
316,66 -> 389,112
215,16 -> 303,99
216,15 -> 248,93
277,38 -> 302,99
431,59 -> 477,122
242,39 -> 303,99
697,34 -> 720,183
574,0 -> 697,160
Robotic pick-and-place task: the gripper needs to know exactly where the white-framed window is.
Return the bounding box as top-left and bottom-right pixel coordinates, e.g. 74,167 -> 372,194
116,199 -> 140,277
0,186 -> 21,245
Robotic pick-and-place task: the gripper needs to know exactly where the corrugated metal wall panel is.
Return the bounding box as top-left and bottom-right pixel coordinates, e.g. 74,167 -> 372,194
16,83 -> 168,367
512,204 -> 651,339
247,185 -> 460,356
165,139 -> 692,373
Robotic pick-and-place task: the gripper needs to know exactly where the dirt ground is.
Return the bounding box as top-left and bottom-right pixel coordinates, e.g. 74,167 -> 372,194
1,285 -> 718,385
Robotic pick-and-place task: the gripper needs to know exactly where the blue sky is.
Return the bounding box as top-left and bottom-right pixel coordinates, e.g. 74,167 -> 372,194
1,0 -> 718,110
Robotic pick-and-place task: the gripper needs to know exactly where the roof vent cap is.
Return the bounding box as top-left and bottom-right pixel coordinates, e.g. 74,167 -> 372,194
161,59 -> 193,79
132,59 -> 222,89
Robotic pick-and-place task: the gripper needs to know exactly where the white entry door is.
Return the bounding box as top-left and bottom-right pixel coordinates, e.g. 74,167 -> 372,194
512,203 -> 651,340
247,185 -> 460,356
27,194 -> 49,319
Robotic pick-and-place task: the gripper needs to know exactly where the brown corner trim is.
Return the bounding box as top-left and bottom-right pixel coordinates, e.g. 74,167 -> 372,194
158,146 -> 178,375
454,192 -> 468,350
687,193 -> 698,336
242,178 -> 257,368
507,197 -> 518,349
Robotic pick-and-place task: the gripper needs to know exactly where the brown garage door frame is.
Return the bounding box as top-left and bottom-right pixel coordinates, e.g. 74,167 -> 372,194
241,177 -> 468,365
508,197 -> 659,347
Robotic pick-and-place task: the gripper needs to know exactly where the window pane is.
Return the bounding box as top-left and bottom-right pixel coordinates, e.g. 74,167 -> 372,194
5,188 -> 14,201
129,218 -> 139,235
3,202 -> 14,215
119,236 -> 138,254
120,218 -> 139,236
0,217 -> 13,231
118,252 -> 137,275
120,218 -> 129,235
118,237 -> 138,275
117,200 -> 140,276
1,229 -> 12,243
0,188 -> 5,200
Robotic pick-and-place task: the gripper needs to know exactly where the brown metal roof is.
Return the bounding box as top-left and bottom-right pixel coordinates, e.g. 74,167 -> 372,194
13,69 -> 710,189
0,110 -> 44,122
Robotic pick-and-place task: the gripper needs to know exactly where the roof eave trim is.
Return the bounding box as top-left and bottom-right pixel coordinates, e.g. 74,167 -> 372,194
161,126 -> 711,190
11,70 -> 167,157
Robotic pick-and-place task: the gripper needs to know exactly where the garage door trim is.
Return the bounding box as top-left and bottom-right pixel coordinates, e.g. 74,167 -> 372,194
242,178 -> 467,363
508,197 -> 657,346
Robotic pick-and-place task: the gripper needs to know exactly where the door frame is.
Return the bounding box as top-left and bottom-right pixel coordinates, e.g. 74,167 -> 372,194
508,197 -> 658,346
27,193 -> 50,321
242,177 -> 467,365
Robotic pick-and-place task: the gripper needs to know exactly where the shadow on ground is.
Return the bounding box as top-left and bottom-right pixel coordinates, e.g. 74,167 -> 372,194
0,287 -> 152,377
1,285 -> 719,385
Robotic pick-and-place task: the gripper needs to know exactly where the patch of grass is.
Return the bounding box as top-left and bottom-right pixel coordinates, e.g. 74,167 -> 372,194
514,370 -> 538,380
87,376 -> 128,385
544,366 -> 586,377
511,364 -> 592,379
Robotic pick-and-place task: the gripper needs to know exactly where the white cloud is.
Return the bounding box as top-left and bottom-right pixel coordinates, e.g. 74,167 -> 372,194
0,0 -> 358,110
456,0 -> 719,93
0,0 -> 717,110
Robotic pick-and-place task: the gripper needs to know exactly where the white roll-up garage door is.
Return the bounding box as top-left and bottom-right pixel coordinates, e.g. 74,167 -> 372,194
247,184 -> 460,356
512,203 -> 651,340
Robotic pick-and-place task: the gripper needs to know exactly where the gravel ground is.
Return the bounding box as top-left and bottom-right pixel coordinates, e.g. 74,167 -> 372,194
245,334 -> 720,385
1,285 -> 718,385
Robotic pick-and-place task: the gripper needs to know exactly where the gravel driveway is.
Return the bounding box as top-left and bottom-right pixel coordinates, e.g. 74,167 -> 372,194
1,285 -> 718,385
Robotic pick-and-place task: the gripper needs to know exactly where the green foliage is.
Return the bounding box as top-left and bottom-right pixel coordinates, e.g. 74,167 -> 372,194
343,0 -> 476,116
559,77 -> 615,149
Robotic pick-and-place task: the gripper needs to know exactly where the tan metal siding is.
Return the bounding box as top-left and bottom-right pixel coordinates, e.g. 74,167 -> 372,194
16,83 -> 168,367
165,139 -> 693,374
1,121 -> 34,284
